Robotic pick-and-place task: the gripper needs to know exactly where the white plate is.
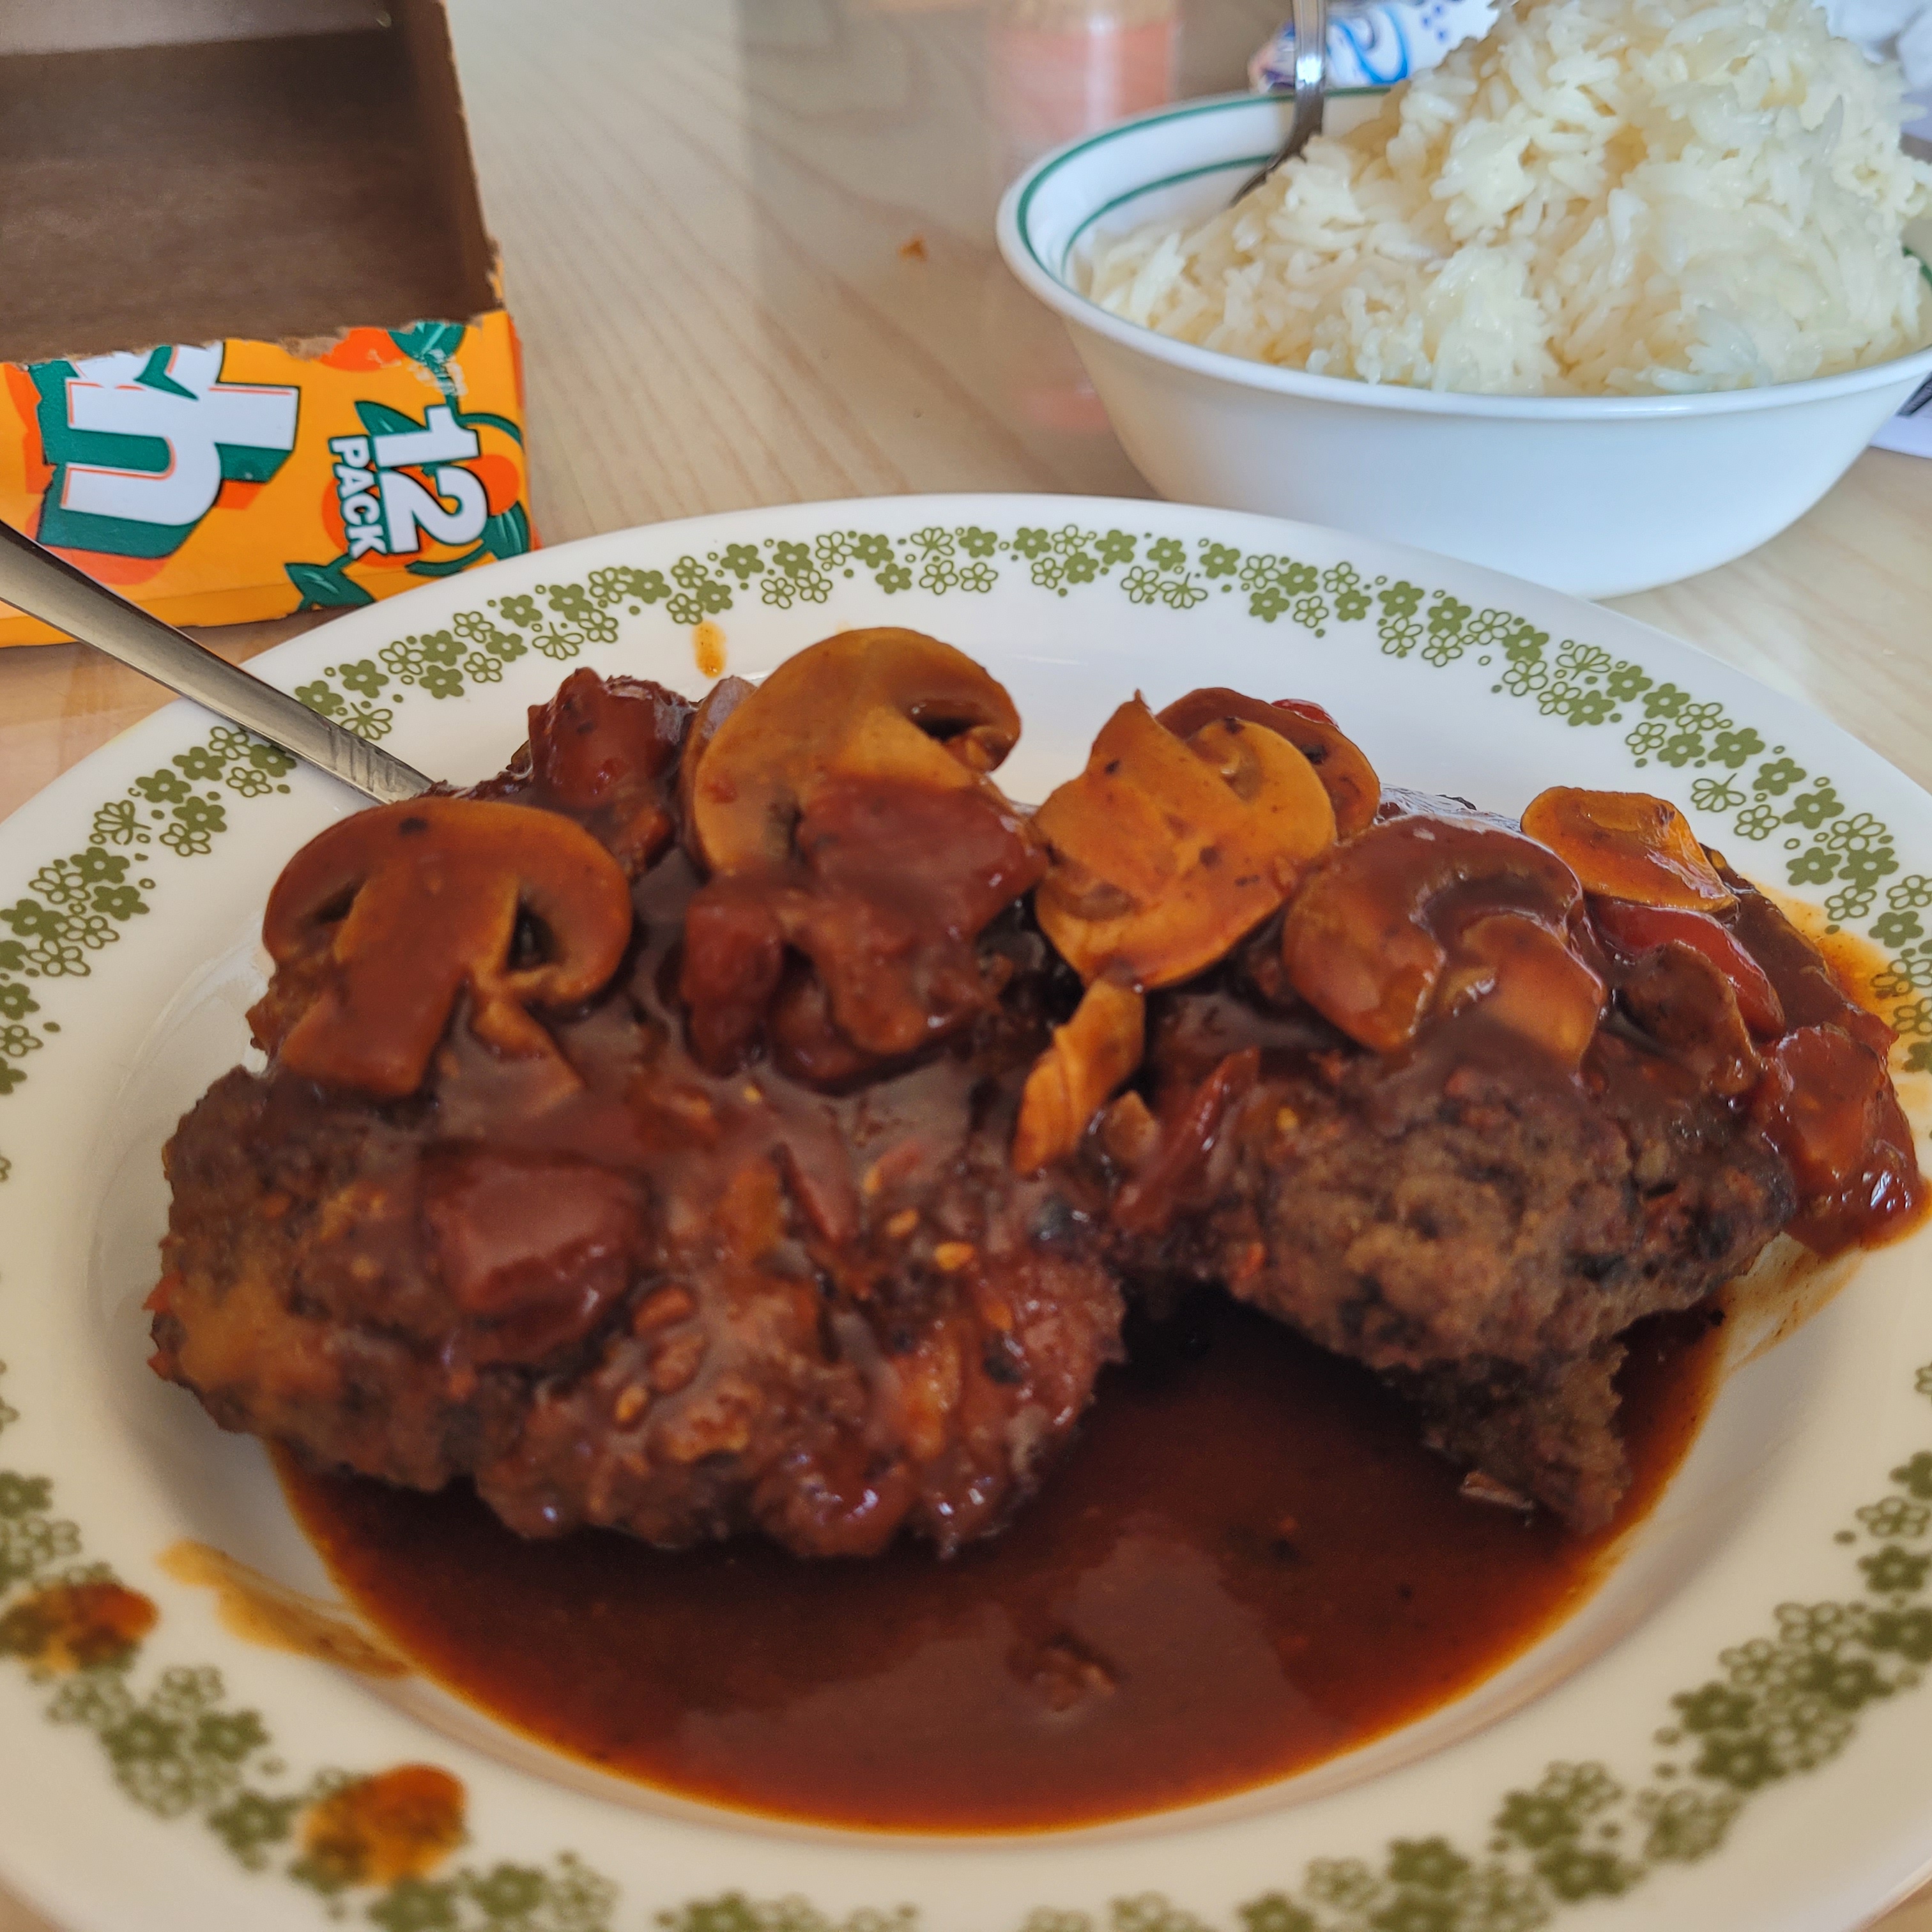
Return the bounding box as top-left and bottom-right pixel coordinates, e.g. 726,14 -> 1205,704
4,496 -> 1932,1932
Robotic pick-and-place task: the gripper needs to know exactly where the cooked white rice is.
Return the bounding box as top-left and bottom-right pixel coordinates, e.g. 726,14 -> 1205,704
1082,0 -> 1932,394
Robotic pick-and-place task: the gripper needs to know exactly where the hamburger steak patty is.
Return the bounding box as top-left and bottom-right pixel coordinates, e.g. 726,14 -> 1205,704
151,659 -> 1123,1558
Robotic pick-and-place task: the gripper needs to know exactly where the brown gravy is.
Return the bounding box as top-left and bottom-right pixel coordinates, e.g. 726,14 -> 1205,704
279,1295 -> 1721,1834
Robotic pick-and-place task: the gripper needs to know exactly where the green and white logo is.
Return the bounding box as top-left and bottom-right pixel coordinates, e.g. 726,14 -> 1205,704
30,345 -> 298,558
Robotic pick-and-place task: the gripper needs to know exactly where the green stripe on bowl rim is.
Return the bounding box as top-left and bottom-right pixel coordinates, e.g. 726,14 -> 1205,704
1064,154 -> 1271,266
1015,88 -> 1388,284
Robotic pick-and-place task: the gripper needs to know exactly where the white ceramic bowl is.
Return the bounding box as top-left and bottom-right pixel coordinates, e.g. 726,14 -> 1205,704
996,91 -> 1932,599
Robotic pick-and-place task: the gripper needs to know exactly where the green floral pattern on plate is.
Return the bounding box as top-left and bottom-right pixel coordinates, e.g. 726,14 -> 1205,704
0,725 -> 298,1101
0,1374 -> 617,1931
4,519 -> 1931,1929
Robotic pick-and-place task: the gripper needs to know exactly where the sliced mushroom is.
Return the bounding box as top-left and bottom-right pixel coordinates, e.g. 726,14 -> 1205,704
1012,979 -> 1147,1174
1156,687 -> 1380,836
1280,813 -> 1586,1057
675,634 -> 1041,1080
1439,912 -> 1605,1073
685,629 -> 1023,877
263,797 -> 633,1098
1521,788 -> 1735,914
1618,940 -> 1762,1098
1033,697 -> 1337,990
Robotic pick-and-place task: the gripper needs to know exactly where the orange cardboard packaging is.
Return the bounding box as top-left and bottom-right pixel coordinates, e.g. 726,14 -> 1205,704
0,0 -> 532,645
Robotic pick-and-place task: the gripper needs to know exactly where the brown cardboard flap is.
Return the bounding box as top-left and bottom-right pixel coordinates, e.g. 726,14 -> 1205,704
0,0 -> 498,364
0,1 -> 385,57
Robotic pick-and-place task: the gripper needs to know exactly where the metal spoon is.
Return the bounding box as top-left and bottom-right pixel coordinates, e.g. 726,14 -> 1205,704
0,518 -> 432,806
1230,0 -> 1330,204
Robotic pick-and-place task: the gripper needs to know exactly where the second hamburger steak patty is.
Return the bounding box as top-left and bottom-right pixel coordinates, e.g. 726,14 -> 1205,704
1115,955 -> 1795,1530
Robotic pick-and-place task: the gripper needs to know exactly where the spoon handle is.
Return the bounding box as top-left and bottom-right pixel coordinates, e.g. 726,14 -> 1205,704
1230,0 -> 1329,203
0,519 -> 432,806
1289,0 -> 1328,137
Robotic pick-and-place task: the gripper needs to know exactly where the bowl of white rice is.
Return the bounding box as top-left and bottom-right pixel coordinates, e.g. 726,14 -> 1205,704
995,0 -> 1932,597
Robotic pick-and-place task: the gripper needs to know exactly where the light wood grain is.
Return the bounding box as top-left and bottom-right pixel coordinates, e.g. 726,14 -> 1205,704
3,3 -> 1932,1927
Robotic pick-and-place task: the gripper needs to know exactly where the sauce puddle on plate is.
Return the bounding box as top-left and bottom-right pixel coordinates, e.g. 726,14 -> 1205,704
279,1295 -> 1721,1832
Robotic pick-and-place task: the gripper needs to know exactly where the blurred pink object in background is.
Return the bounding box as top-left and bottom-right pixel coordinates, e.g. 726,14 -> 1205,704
987,0 -> 1179,433
990,0 -> 1179,171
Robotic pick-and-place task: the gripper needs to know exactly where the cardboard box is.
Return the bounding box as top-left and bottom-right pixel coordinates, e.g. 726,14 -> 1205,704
0,0 -> 533,645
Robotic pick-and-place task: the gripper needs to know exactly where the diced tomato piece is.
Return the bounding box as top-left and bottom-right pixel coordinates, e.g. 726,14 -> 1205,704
1840,1000 -> 1898,1059
1270,698 -> 1338,728
1756,1023 -> 1925,1254
1593,900 -> 1785,1036
1752,1025 -> 1888,1194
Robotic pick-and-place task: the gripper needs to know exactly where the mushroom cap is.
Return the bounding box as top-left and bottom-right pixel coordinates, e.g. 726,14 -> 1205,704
263,796 -> 634,1099
1156,687 -> 1380,837
684,630 -> 1023,877
1034,696 -> 1337,990
1521,787 -> 1735,914
1282,811 -> 1587,1057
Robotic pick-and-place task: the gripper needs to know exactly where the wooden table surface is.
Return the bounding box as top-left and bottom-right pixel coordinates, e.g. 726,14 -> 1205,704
3,2 -> 1930,1926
